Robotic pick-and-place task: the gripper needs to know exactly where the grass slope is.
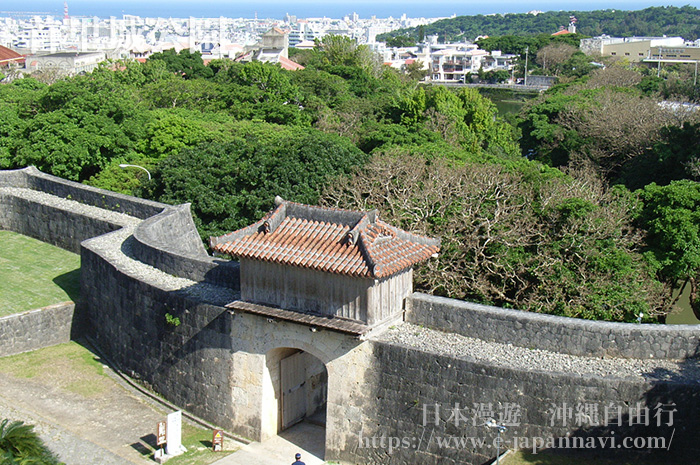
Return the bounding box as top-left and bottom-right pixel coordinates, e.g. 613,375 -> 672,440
0,231 -> 80,316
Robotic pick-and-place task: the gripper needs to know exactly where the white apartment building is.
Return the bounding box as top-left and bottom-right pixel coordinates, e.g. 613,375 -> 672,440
25,51 -> 105,74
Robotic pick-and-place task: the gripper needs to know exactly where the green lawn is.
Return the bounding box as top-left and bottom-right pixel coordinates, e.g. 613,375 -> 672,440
0,341 -> 109,397
0,230 -> 80,316
504,449 -> 672,465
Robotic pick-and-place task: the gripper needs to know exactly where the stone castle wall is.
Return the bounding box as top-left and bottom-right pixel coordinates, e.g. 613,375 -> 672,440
406,293 -> 700,359
2,166 -> 700,464
131,204 -> 240,288
335,338 -> 700,465
0,303 -> 76,357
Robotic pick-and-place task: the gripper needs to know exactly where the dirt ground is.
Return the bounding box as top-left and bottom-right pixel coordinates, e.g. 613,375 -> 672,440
0,341 -> 237,465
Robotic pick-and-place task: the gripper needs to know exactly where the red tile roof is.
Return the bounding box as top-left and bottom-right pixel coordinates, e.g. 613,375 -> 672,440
279,55 -> 304,71
211,197 -> 440,279
551,28 -> 572,36
0,45 -> 24,66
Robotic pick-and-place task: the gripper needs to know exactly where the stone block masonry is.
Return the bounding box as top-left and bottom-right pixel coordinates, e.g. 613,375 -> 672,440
334,328 -> 700,465
0,189 -> 135,253
0,303 -> 75,357
4,166 -> 700,464
406,293 -> 700,359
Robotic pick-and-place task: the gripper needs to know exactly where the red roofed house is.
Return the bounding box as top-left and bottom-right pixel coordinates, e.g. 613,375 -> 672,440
551,27 -> 572,36
239,27 -> 305,71
0,45 -> 25,68
211,196 -> 439,333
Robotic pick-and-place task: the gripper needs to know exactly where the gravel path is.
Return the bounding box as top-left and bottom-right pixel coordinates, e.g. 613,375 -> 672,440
0,187 -> 140,227
377,323 -> 700,382
0,392 -> 130,465
89,226 -> 240,305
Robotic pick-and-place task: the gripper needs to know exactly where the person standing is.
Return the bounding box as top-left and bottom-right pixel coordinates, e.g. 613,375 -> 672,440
292,452 -> 305,465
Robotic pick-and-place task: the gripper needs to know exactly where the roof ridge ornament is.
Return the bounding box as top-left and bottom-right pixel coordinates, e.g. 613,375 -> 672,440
211,198 -> 440,279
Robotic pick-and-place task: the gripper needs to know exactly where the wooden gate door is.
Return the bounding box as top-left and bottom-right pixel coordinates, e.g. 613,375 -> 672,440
280,351 -> 306,430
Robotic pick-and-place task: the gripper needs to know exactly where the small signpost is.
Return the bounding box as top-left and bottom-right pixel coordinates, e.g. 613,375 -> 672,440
154,421 -> 167,462
212,429 -> 224,452
157,421 -> 167,447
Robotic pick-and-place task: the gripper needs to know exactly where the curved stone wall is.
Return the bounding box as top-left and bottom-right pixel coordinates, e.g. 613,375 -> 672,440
20,166 -> 165,219
0,189 -> 132,253
0,167 -> 240,289
406,293 -> 700,360
80,228 -> 238,432
3,166 -> 700,464
131,204 -> 240,288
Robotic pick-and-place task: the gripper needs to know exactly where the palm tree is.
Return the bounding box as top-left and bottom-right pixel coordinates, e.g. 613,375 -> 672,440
0,419 -> 62,465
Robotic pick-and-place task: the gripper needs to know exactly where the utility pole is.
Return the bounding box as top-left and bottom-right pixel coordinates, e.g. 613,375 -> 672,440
524,46 -> 529,86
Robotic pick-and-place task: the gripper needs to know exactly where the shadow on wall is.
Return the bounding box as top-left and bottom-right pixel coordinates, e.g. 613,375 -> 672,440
345,338 -> 700,465
53,269 -> 81,303
535,344 -> 700,463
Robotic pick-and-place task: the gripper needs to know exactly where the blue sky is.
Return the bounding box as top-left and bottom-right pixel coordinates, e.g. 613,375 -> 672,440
7,0 -> 700,18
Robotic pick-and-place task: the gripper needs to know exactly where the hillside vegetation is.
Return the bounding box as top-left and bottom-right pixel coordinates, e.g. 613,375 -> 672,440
379,6 -> 700,43
1,34 -> 700,322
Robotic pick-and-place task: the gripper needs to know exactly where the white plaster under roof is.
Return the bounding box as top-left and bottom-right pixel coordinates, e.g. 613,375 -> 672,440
294,40 -> 315,49
650,37 -> 684,47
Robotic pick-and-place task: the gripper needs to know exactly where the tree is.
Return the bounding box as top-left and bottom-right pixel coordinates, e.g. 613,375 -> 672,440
9,72 -> 147,181
0,419 -> 62,465
404,60 -> 428,81
556,88 -> 670,173
321,153 -> 666,321
638,180 -> 700,317
379,7 -> 700,43
385,35 -> 416,48
585,66 -> 642,89
518,82 -> 692,179
215,61 -> 310,125
311,35 -> 384,78
145,122 -> 369,240
535,43 -> 577,76
484,70 -> 511,84
148,48 -> 214,80
398,86 -> 519,155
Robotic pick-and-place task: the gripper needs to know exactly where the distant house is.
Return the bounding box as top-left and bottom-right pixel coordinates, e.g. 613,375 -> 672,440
552,16 -> 577,36
579,35 -> 700,64
25,51 -> 105,75
236,27 -> 305,71
0,45 -> 25,68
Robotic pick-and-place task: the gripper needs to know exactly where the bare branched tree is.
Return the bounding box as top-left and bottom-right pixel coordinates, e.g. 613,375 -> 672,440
322,154 -> 669,321
583,66 -> 643,89
535,44 -> 576,75
557,89 -> 669,173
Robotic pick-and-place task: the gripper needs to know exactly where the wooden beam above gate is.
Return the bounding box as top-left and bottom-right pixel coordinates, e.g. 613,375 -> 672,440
225,300 -> 370,336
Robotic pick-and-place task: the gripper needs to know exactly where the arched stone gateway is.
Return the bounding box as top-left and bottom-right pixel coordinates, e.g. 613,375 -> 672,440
215,198 -> 441,451
264,348 -> 327,435
6,168 -> 700,465
226,308 -> 367,446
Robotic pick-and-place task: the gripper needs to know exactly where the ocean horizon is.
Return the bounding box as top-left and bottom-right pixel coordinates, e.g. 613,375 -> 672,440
5,0 -> 700,20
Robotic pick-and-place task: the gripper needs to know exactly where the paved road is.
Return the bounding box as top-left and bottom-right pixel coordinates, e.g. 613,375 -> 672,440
212,422 -> 325,465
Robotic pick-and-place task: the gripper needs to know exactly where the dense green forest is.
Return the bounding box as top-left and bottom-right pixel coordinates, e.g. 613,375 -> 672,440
1,35 -> 700,323
379,6 -> 700,43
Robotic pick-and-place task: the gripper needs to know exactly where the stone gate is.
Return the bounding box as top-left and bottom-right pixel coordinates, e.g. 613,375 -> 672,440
4,166 -> 700,465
